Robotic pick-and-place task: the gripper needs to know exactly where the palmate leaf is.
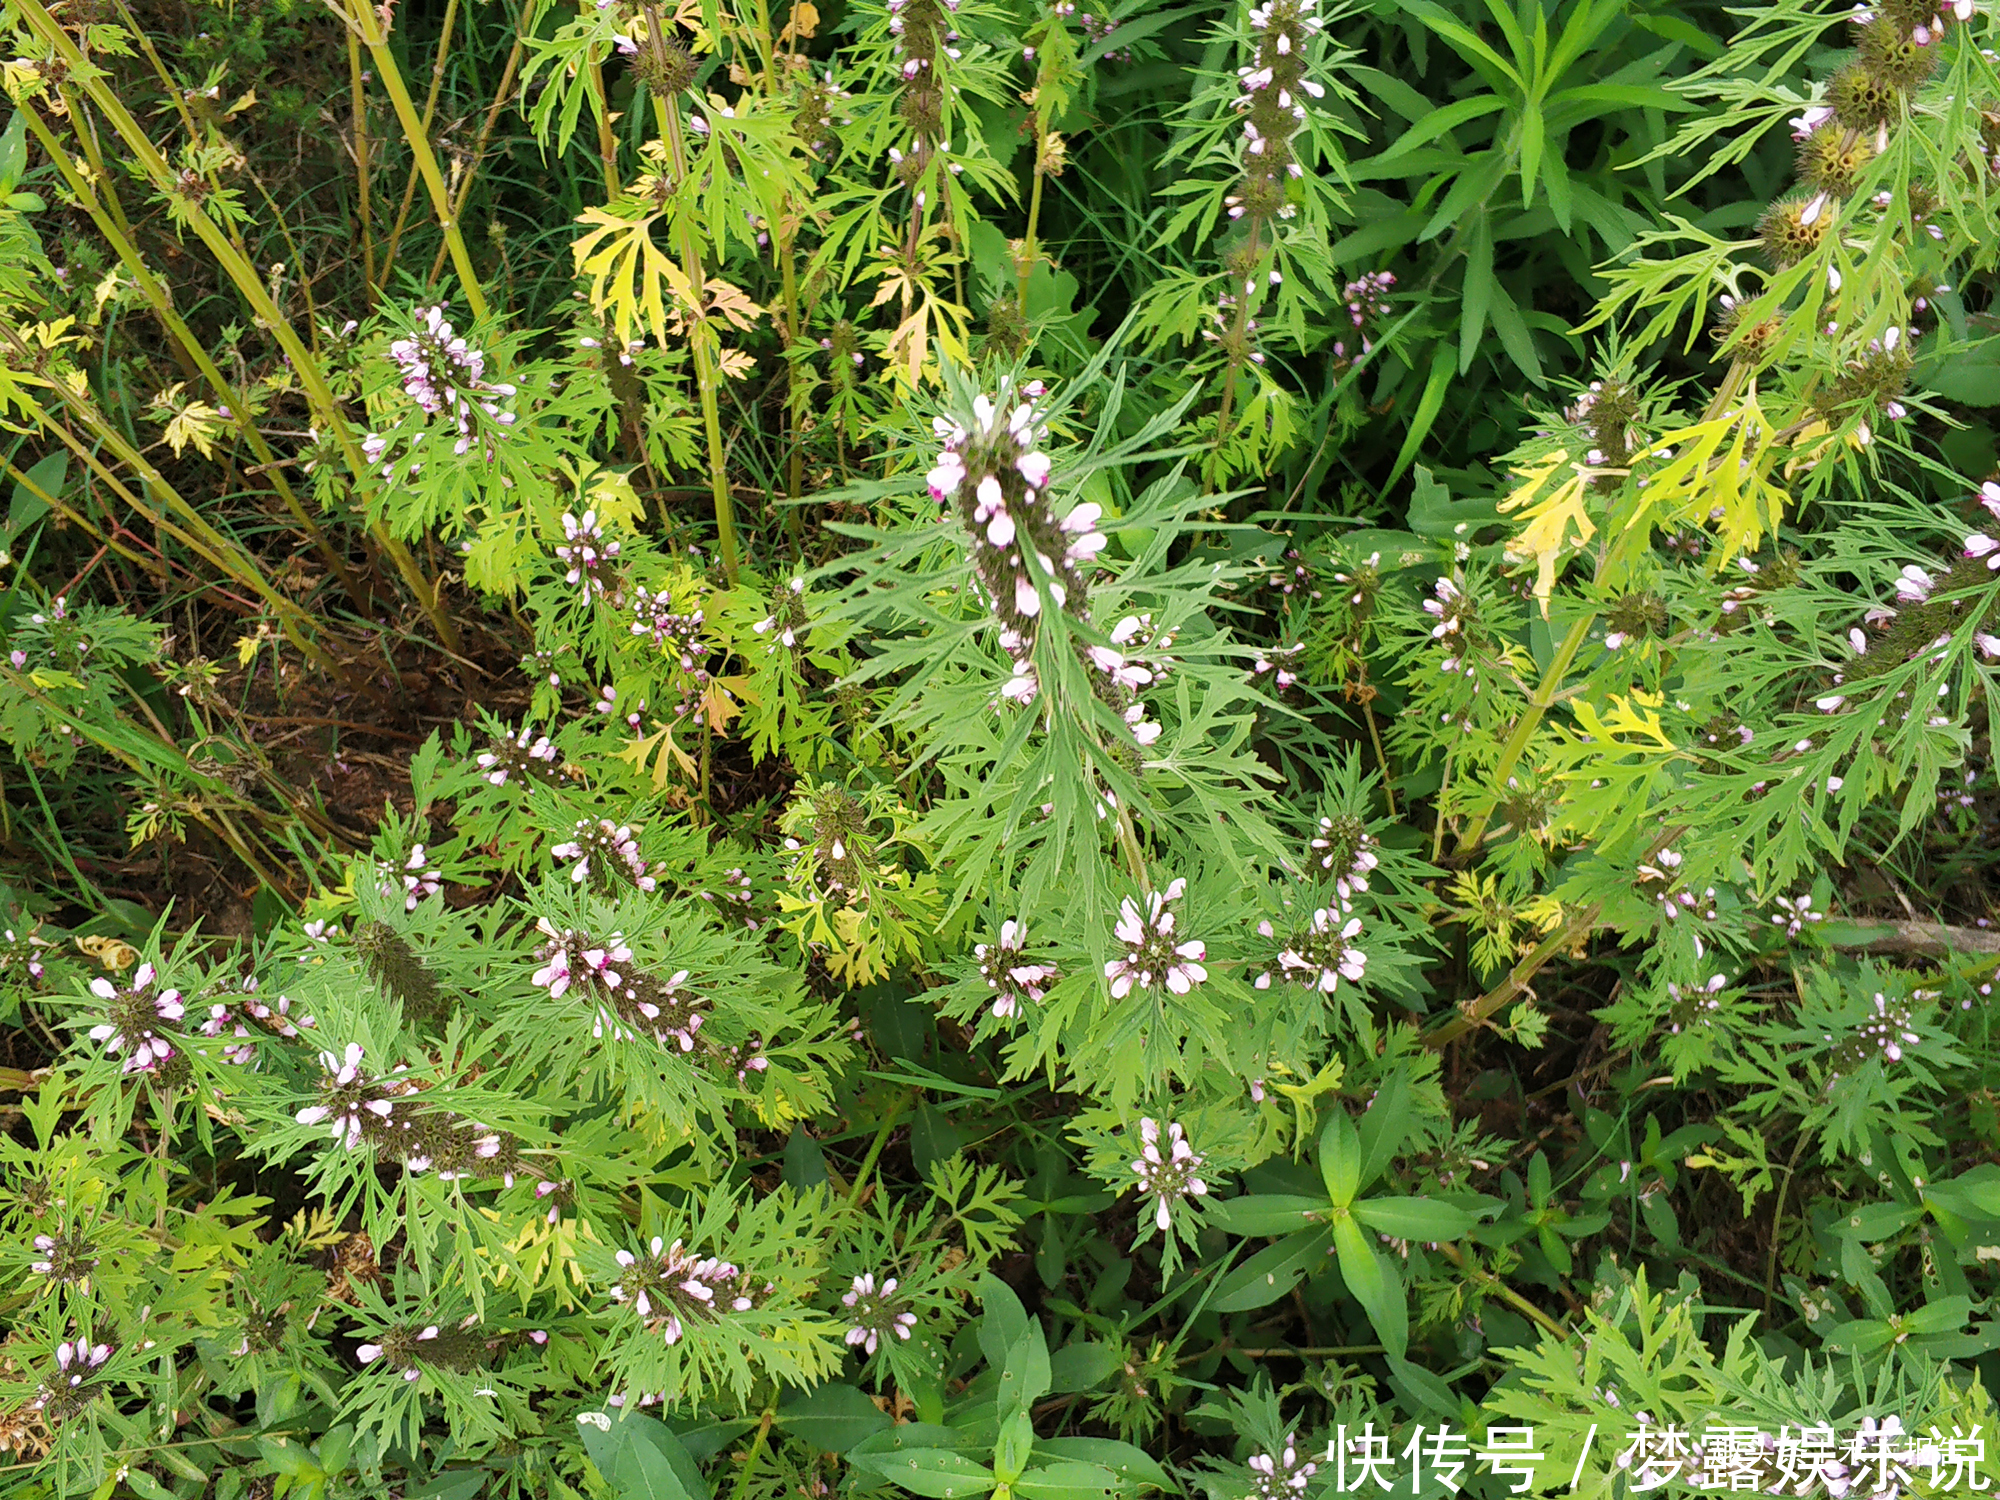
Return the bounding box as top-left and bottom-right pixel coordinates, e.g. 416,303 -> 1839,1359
572,206 -> 697,356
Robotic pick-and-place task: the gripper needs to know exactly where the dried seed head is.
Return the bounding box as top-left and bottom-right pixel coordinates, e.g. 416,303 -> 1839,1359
1795,123 -> 1874,196
1855,17 -> 1940,93
1827,63 -> 1901,131
1758,196 -> 1832,267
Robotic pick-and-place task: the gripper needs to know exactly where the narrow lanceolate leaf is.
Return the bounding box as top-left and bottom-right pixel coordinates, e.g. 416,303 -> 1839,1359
1333,1213 -> 1408,1357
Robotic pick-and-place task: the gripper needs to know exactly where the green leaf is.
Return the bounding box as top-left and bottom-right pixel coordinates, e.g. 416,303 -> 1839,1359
1333,1213 -> 1408,1358
9,449 -> 65,532
1928,347 -> 2000,406
1046,1340 -> 1121,1394
777,1384 -> 891,1454
1034,1439 -> 1170,1492
850,1450 -> 999,1499
997,1410 -> 1037,1485
1460,216 -> 1495,375
0,109 -> 25,192
1206,1193 -> 1326,1236
1379,96 -> 1508,163
1013,1462 -> 1123,1500
1518,99 -> 1543,208
1486,279 -> 1543,385
1319,1109 -> 1361,1206
1352,1196 -> 1476,1242
616,1438 -> 698,1500
1208,1227 -> 1331,1312
1387,347 -> 1458,492
1355,1067 -> 1414,1193
1407,465 -> 1506,541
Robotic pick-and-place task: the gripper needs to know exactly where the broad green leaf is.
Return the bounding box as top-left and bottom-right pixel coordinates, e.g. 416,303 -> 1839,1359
1355,1066 -> 1415,1194
1352,1196 -> 1476,1242
851,1450 -> 999,1499
1319,1108 -> 1361,1206
1206,1193 -> 1326,1236
1014,1462 -> 1124,1500
776,1384 -> 891,1454
1379,96 -> 1507,163
1209,1227 -> 1330,1312
1046,1341 -> 1121,1394
1034,1439 -> 1170,1492
1459,216 -> 1495,374
1518,99 -> 1543,208
1333,1213 -> 1408,1358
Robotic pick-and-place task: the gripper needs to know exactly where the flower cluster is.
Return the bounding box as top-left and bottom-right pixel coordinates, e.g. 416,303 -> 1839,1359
1248,1434 -> 1318,1500
1771,892 -> 1825,937
1332,271 -> 1396,364
1824,991 -> 1925,1079
2,924 -> 48,982
552,820 -> 658,893
28,1228 -> 99,1289
930,380 -> 1102,643
1105,879 -> 1208,998
1225,0 -> 1325,225
973,919 -> 1059,1020
384,305 -> 517,458
1250,642 -> 1305,694
555,510 -> 620,601
631,591 -> 710,672
841,1273 -> 918,1355
294,1042 -> 519,1181
295,1042 -> 413,1152
1129,1118 -> 1208,1231
531,921 -> 710,1054
476,723 -> 564,787
1254,906 -> 1367,994
753,576 -> 810,654
32,1337 -> 111,1423
1307,812 -> 1379,899
1665,973 -> 1729,1036
86,962 -> 184,1077
356,1317 -> 493,1383
380,846 -> 441,911
697,867 -> 757,929
1636,849 -> 1719,930
611,1236 -> 757,1345
199,989 -> 261,1066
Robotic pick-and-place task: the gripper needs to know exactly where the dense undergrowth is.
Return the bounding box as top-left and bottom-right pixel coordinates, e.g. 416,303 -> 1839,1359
2,0 -> 2000,1495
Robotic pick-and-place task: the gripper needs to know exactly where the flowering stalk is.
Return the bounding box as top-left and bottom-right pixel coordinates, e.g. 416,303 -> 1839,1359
1210,0 -> 1326,453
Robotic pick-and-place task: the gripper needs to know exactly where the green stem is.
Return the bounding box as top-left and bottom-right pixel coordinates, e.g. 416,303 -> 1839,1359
343,0 -> 489,321
1450,609 -> 1594,858
19,104 -> 370,612
654,84 -> 741,583
14,0 -> 460,650
730,1412 -> 777,1500
379,0 -> 462,286
848,1091 -> 913,1201
349,30 -> 379,297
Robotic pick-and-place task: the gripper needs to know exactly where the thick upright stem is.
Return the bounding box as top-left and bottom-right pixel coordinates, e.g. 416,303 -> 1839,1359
14,0 -> 461,650
654,89 -> 740,583
343,0 -> 490,322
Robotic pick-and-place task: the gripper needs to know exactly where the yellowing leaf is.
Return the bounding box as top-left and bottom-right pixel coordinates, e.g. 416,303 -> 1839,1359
235,632 -> 262,666
583,465 -> 645,530
1618,396 -> 1787,571
1496,451 -> 1593,615
616,723 -> 697,791
779,0 -> 819,40
717,346 -> 756,381
1568,688 -> 1681,757
571,205 -> 696,354
76,934 -> 138,971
